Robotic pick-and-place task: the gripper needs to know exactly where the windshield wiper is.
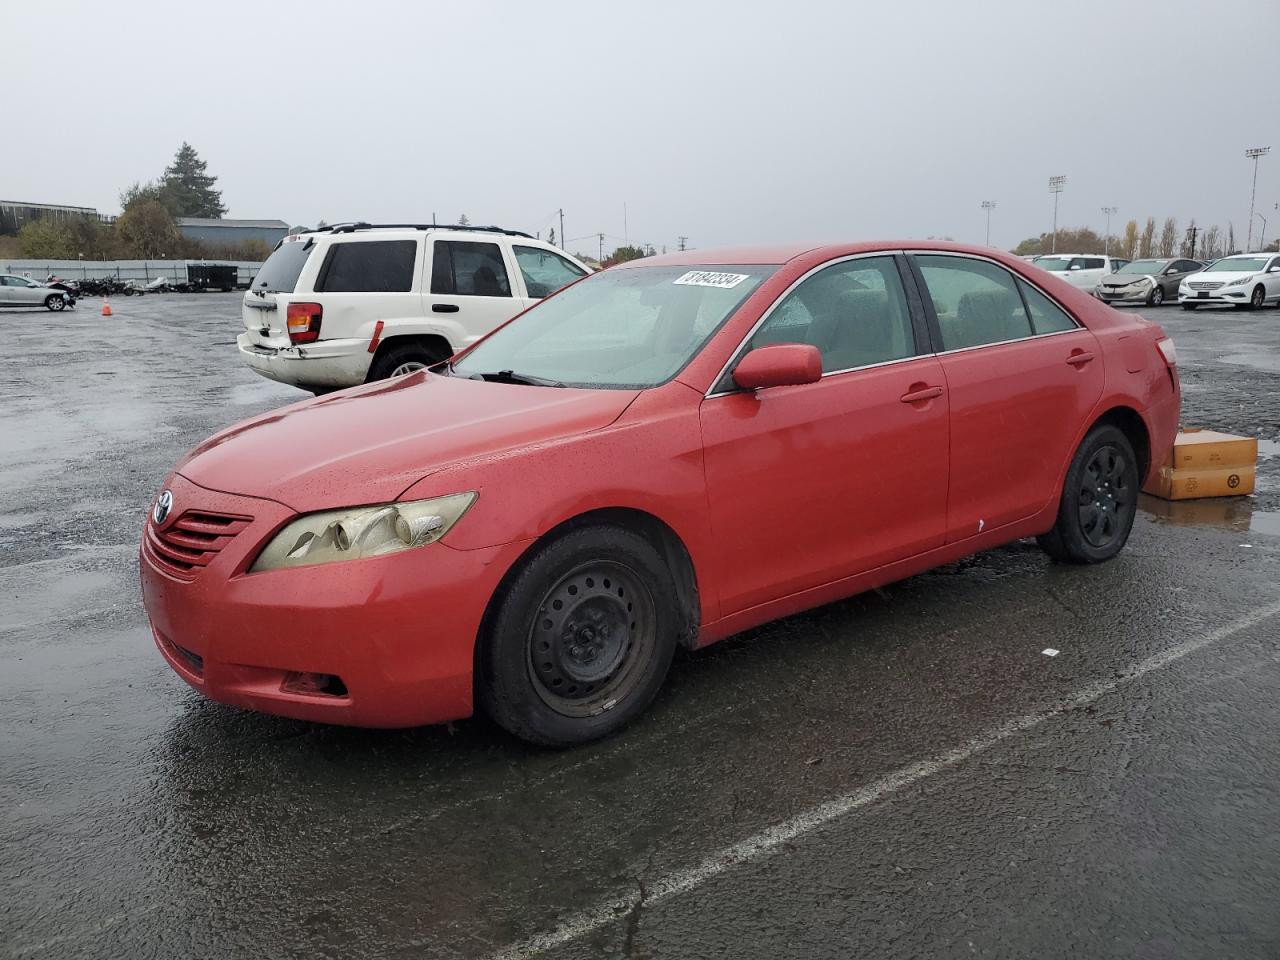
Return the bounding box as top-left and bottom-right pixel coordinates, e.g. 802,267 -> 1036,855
469,369 -> 566,388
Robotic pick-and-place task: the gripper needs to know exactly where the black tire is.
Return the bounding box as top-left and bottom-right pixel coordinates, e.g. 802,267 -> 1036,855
1038,424 -> 1139,565
1148,285 -> 1165,306
1181,302 -> 1198,311
45,295 -> 65,312
477,525 -> 679,747
1248,285 -> 1265,310
366,341 -> 451,381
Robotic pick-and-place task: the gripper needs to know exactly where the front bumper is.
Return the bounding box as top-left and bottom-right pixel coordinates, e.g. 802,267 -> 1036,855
139,473 -> 526,728
1177,287 -> 1250,306
1096,285 -> 1152,304
237,333 -> 373,389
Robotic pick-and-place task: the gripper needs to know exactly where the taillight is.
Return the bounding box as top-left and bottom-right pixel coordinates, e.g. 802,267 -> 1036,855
1156,337 -> 1177,365
286,302 -> 322,344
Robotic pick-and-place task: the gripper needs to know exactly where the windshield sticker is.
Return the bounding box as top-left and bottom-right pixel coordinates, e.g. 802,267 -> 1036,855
673,271 -> 750,289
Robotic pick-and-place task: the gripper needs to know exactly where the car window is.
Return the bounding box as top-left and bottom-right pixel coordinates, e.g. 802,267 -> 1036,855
746,257 -> 914,374
254,239 -> 314,292
1082,258 -> 1105,270
513,246 -> 587,298
315,240 -> 417,293
431,240 -> 512,297
915,255 -> 1034,351
1019,280 -> 1077,334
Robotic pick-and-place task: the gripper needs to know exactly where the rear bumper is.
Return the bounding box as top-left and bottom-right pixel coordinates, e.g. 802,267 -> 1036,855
139,473 -> 527,728
237,333 -> 372,389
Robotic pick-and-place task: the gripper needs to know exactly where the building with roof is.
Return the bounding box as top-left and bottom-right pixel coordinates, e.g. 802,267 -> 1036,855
0,200 -> 107,235
175,218 -> 289,247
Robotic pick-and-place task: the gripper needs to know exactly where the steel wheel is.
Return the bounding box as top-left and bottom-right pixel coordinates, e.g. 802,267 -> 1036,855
526,560 -> 658,719
1077,444 -> 1134,549
390,361 -> 427,376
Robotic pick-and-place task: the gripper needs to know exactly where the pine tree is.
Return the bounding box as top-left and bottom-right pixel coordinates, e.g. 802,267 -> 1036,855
458,214 -> 471,227
162,143 -> 227,218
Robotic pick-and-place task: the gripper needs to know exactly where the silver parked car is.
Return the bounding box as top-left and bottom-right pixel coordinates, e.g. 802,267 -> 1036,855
1095,258 -> 1204,307
0,274 -> 73,311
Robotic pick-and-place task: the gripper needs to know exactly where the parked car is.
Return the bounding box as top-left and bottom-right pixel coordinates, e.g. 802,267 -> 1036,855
1095,257 -> 1204,307
1033,254 -> 1130,293
0,274 -> 74,310
1178,252 -> 1280,310
237,223 -> 591,393
142,241 -> 1180,746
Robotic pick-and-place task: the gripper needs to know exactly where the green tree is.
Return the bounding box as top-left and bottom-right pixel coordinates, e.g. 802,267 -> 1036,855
17,219 -> 76,258
120,179 -> 177,214
1011,227 -> 1107,256
548,226 -> 556,247
601,244 -> 649,267
160,143 -> 226,218
116,201 -> 179,258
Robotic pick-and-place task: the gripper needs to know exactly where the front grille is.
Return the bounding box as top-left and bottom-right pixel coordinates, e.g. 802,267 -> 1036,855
145,510 -> 252,580
1189,281 -> 1224,291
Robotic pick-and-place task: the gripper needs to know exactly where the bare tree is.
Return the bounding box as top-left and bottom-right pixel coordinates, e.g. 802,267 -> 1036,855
1139,217 -> 1157,258
1201,225 -> 1221,260
1157,217 -> 1178,257
1122,220 -> 1139,259
1227,222 -> 1236,255
1180,219 -> 1198,257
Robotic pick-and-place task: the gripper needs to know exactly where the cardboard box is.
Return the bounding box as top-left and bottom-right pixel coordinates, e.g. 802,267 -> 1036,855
1143,428 -> 1257,501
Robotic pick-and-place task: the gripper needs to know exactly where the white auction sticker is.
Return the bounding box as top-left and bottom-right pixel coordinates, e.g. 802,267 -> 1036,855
673,270 -> 749,289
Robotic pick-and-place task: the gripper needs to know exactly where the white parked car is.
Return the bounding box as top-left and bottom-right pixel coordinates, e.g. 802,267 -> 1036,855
0,274 -> 74,311
1178,253 -> 1280,311
1033,254 -> 1130,294
238,224 -> 590,392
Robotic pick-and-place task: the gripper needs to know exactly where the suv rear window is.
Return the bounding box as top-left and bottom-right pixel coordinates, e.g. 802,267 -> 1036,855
253,239 -> 313,293
316,240 -> 417,293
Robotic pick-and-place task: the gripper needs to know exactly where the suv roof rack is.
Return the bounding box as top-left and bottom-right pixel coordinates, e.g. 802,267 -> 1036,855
316,222 -> 534,239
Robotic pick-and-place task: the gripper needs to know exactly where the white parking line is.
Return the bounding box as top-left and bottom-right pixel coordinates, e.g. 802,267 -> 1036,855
486,597 -> 1280,960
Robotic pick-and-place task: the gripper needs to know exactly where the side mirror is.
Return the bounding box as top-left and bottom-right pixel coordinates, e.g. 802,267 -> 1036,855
1269,265 -> 1280,273
733,344 -> 822,391
1164,267 -> 1178,275
1068,264 -> 1082,271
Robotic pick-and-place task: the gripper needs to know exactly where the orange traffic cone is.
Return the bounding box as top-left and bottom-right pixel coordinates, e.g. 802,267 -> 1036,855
101,297 -> 112,317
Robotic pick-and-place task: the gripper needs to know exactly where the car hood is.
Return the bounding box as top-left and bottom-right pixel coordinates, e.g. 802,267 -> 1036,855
176,372 -> 639,512
1101,273 -> 1153,285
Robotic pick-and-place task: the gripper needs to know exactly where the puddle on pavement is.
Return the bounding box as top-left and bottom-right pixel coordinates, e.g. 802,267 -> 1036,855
1259,439 -> 1280,460
1139,493 -> 1280,538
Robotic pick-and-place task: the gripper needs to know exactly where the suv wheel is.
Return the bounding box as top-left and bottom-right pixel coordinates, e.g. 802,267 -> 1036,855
1038,424 -> 1139,564
367,342 -> 450,381
477,525 -> 678,747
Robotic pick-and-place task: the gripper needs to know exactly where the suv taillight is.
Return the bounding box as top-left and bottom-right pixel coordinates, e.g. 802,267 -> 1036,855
286,302 -> 322,344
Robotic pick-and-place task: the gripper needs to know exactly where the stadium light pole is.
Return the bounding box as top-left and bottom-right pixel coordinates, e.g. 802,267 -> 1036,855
1049,176 -> 1067,253
1101,206 -> 1118,256
981,200 -> 996,246
1256,212 -> 1268,252
1245,147 -> 1270,251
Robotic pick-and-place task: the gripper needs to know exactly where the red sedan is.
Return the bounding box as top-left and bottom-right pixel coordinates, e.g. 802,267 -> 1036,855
140,242 -> 1180,746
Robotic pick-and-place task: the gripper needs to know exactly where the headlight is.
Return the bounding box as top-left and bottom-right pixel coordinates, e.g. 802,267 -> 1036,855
1225,275 -> 1253,287
250,492 -> 476,572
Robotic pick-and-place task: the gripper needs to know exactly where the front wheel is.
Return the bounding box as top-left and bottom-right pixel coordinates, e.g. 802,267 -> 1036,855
477,525 -> 678,746
45,295 -> 65,311
1249,285 -> 1265,310
1038,424 -> 1139,564
1148,285 -> 1165,306
1181,302 -> 1198,311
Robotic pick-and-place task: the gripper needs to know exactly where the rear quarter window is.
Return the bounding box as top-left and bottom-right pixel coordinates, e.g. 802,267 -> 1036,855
253,240 -> 313,293
316,240 -> 418,293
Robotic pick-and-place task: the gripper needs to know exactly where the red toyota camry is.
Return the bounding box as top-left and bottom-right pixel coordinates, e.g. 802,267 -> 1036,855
140,242 -> 1180,745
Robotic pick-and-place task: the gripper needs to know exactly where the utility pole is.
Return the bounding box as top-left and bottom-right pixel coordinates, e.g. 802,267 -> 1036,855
559,209 -> 565,251
1101,206 -> 1118,256
1048,176 -> 1067,253
1245,147 -> 1270,251
1185,224 -> 1199,258
677,236 -> 688,252
598,233 -> 604,262
981,201 -> 996,246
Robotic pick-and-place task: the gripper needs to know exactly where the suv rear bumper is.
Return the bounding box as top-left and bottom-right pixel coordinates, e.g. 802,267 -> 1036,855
237,333 -> 372,389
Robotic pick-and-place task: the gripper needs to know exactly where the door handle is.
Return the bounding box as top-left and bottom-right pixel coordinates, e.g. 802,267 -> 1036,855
899,385 -> 943,404
1066,351 -> 1095,366
432,303 -> 460,313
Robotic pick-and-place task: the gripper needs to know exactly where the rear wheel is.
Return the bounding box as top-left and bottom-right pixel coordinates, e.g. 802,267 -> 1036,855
1038,424 -> 1139,564
367,341 -> 450,381
45,295 -> 65,311
478,525 -> 678,746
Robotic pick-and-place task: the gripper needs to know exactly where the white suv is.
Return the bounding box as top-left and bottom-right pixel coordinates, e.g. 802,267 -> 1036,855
237,224 -> 590,392
1032,254 -> 1129,294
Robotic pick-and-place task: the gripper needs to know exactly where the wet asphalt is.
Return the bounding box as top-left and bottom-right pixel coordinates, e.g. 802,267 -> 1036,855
2,293 -> 1279,959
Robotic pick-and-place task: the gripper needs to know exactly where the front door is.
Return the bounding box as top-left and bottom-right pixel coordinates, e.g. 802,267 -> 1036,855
700,254 -> 949,615
911,254 -> 1104,542
426,239 -> 521,349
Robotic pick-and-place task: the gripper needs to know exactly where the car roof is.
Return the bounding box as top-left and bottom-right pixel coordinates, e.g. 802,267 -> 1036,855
620,240 -> 1049,269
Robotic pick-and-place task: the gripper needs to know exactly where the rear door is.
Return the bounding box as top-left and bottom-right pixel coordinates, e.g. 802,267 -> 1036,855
425,238 -> 521,347
910,253 -> 1103,542
309,237 -> 421,341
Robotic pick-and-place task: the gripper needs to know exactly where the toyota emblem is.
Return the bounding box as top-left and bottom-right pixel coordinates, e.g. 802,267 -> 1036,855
153,490 -> 174,525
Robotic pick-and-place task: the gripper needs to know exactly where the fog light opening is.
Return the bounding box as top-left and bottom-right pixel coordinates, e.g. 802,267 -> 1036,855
281,671 -> 349,698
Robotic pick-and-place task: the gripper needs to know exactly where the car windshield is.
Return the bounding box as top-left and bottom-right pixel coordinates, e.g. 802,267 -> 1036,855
1035,258 -> 1071,271
452,263 -> 777,389
1117,260 -> 1167,274
1205,256 -> 1267,272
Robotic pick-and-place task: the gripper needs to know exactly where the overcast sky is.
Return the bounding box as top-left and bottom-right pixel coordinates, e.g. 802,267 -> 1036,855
4,0 -> 1278,254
